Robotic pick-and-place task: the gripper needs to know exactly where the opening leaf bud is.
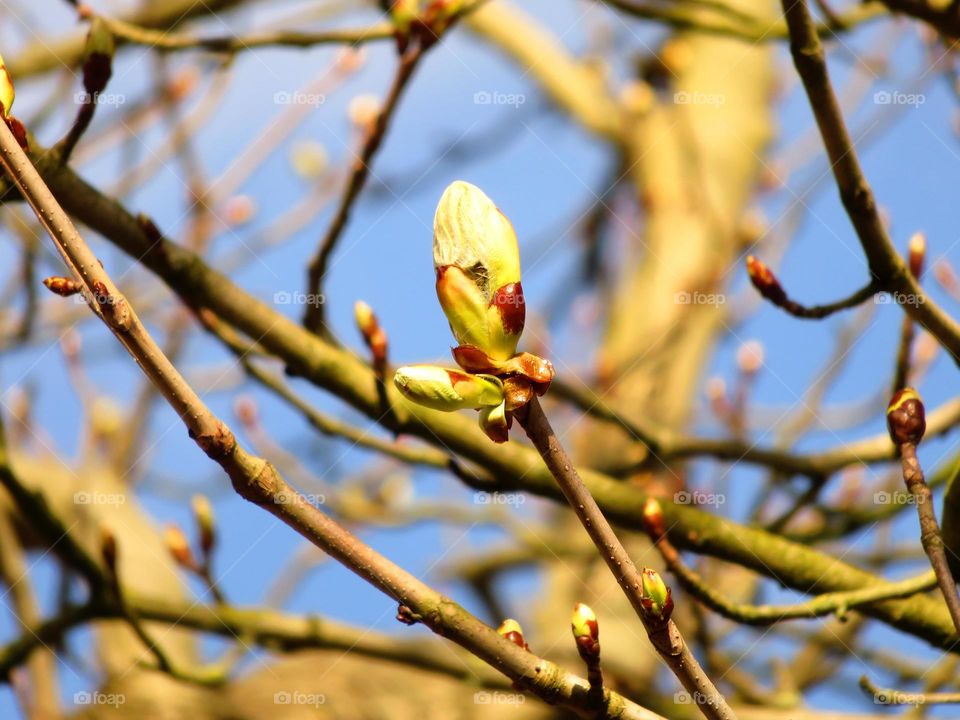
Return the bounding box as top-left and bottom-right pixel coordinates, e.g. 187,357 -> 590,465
393,365 -> 503,412
83,18 -> 116,95
640,567 -> 673,623
571,603 -> 598,642
887,388 -> 926,446
434,181 -> 524,360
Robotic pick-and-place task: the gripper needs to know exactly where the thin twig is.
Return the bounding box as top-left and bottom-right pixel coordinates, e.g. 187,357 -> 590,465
899,442 -> 960,635
780,0 -> 960,363
517,397 -> 735,720
303,44 -> 426,335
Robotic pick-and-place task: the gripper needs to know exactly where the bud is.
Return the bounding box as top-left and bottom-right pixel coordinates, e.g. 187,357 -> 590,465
348,94 -> 381,130
935,260 -> 959,296
736,340 -> 765,376
290,140 -> 328,180
223,195 -> 257,226
43,276 -> 81,297
393,365 -> 503,411
908,232 -> 926,279
639,567 -> 673,622
434,181 -> 524,360
164,524 -> 196,569
82,18 -> 116,96
641,497 -> 666,540
354,300 -> 388,377
746,255 -> 788,306
0,53 -> 13,116
191,495 -> 216,556
497,618 -> 527,650
571,603 -> 598,642
478,399 -> 510,443
887,387 -> 926,446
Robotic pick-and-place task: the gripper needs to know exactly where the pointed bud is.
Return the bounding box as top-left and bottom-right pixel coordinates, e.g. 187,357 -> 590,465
0,53 -> 13,116
571,603 -> 598,642
746,255 -> 788,306
641,497 -> 666,540
640,568 -> 673,622
164,524 -> 196,570
434,181 -> 524,360
354,300 -> 388,377
887,388 -> 926,446
43,276 -> 81,297
393,365 -> 503,412
908,232 -> 926,279
497,618 -> 527,650
191,495 -> 216,557
82,18 -> 115,95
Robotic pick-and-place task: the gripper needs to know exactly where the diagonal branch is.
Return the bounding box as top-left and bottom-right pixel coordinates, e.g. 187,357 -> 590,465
0,111 -> 664,720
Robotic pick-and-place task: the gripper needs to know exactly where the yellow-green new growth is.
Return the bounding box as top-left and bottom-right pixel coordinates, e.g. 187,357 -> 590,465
434,181 -> 524,360
0,53 -> 14,115
393,365 -> 503,411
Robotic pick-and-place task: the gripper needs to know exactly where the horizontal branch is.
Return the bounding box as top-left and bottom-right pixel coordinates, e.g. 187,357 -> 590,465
15,146 -> 960,652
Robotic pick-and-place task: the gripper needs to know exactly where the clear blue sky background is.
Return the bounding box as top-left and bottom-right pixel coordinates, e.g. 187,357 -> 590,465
2,0 -> 960,715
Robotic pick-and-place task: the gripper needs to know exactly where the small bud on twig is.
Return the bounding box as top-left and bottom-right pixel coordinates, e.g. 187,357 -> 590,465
42,276 -> 81,297
191,495 -> 216,557
393,365 -> 503,411
82,18 -> 115,96
641,497 -> 666,540
908,232 -> 926,279
736,340 -> 765,377
746,255 -> 788,306
887,388 -> 926,447
354,300 -> 389,379
639,567 -> 673,623
571,603 -> 603,691
164,524 -> 197,571
497,618 -> 528,650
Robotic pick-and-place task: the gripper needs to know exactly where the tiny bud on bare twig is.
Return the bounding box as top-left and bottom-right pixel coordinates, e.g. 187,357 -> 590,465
42,276 -> 82,297
908,232 -> 926,279
497,618 -> 528,650
164,524 -> 196,570
887,388 -> 926,447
